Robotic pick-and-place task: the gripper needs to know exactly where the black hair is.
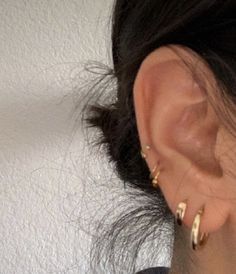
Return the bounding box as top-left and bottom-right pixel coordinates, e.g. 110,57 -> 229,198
83,1 -> 236,273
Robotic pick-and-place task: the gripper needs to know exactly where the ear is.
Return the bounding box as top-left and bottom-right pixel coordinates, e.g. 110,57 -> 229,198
133,45 -> 232,234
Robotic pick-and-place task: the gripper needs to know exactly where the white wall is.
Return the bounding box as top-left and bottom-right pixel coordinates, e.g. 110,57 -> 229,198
0,0 -> 113,273
0,1 -> 171,273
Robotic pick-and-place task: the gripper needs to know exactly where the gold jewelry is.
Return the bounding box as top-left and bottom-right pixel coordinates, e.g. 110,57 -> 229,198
140,145 -> 161,188
149,165 -> 157,179
141,150 -> 147,159
152,169 -> 161,188
175,201 -> 187,226
191,207 -> 209,250
140,145 -> 151,159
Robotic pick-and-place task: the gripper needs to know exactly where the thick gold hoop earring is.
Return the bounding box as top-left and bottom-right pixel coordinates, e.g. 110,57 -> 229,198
191,207 -> 209,250
175,201 -> 187,226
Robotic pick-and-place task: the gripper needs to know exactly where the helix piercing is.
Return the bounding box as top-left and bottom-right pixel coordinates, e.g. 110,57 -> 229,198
150,165 -> 158,179
140,145 -> 151,159
152,169 -> 161,188
148,162 -> 161,188
140,145 -> 161,188
191,207 -> 209,250
175,201 -> 187,226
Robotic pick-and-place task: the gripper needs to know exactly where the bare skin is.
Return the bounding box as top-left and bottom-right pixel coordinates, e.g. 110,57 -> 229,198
133,45 -> 236,274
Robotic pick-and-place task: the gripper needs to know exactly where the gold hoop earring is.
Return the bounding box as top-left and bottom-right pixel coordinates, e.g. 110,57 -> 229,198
140,145 -> 161,188
152,168 -> 161,188
150,164 -> 157,179
191,207 -> 209,250
140,145 -> 151,159
141,150 -> 147,159
175,201 -> 187,226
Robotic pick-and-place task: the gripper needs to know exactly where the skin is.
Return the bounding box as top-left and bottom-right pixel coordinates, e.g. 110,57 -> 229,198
133,45 -> 236,274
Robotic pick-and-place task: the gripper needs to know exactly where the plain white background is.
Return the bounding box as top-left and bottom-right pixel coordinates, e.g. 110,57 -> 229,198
0,0 -> 171,273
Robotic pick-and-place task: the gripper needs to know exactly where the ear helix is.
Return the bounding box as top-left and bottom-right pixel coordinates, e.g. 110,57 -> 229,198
140,145 -> 161,188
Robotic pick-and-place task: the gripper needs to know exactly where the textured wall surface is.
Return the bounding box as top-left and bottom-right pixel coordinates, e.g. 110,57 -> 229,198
0,0 -> 113,273
0,1 -> 171,273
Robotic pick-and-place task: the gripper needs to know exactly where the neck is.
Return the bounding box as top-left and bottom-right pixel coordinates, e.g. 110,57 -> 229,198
170,215 -> 236,274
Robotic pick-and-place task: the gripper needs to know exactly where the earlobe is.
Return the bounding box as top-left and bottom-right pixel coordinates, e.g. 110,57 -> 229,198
133,45 -> 232,246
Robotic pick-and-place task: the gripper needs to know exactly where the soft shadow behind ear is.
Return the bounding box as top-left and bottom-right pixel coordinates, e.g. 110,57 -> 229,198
133,45 -> 231,234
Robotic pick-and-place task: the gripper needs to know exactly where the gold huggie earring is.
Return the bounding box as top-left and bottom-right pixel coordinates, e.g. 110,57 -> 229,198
175,201 -> 187,226
191,207 -> 209,250
141,145 -> 151,159
140,145 -> 161,188
151,166 -> 161,188
150,165 -> 157,179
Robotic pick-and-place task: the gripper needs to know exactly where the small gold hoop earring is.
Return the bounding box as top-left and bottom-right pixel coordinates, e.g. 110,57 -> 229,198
191,207 -> 209,250
141,150 -> 147,159
140,145 -> 161,189
140,145 -> 151,159
175,201 -> 187,226
152,169 -> 161,188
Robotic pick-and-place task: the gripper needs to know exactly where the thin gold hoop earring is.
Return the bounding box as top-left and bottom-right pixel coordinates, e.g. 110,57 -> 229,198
191,207 -> 209,250
140,145 -> 161,188
152,168 -> 161,188
175,201 -> 187,226
141,150 -> 147,159
140,145 -> 151,159
149,164 -> 157,179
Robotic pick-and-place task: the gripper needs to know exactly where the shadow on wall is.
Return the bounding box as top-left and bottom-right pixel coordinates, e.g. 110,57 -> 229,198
0,0 -> 114,273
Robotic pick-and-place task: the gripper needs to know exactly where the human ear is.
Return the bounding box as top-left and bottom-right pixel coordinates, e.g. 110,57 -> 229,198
133,45 -> 231,234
